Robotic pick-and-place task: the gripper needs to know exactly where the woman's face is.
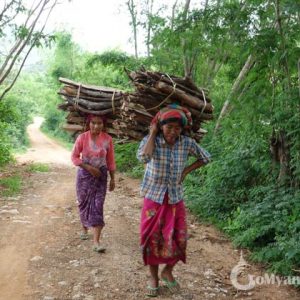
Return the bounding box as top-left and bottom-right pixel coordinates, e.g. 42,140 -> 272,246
161,121 -> 182,145
90,117 -> 104,135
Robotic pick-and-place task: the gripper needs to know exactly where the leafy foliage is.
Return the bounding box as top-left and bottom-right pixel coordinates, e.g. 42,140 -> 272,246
0,90 -> 33,164
114,142 -> 143,178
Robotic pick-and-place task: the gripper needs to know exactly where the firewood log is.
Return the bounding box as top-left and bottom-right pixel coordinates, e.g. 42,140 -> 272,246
64,96 -> 120,110
155,81 -> 213,113
64,96 -> 117,115
59,87 -> 123,102
62,123 -> 84,132
59,77 -> 121,93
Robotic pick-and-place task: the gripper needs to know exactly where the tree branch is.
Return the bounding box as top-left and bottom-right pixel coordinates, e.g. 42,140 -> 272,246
171,0 -> 178,30
0,0 -> 49,85
0,0 -> 58,100
0,0 -> 45,77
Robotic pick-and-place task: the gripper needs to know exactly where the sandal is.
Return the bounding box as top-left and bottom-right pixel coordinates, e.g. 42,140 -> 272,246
80,232 -> 89,240
161,278 -> 180,293
146,285 -> 159,297
92,245 -> 106,253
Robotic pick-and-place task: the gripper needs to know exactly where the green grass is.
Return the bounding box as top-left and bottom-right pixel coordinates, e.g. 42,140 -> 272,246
12,145 -> 28,155
0,175 -> 22,197
26,162 -> 50,172
0,162 -> 50,198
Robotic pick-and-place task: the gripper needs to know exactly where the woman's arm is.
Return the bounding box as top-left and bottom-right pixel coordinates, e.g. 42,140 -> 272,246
109,170 -> 115,191
139,123 -> 159,160
179,138 -> 211,183
179,160 -> 206,184
71,135 -> 83,166
80,163 -> 101,177
106,135 -> 116,191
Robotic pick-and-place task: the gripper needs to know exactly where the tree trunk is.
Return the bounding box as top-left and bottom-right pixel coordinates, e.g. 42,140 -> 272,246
145,0 -> 154,57
214,54 -> 255,134
182,0 -> 191,19
274,0 -> 291,92
171,0 -> 178,30
181,0 -> 192,79
127,0 -> 138,58
270,129 -> 291,184
204,0 -> 209,14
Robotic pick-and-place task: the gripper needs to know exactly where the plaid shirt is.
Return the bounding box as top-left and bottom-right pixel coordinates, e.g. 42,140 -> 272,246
137,134 -> 211,204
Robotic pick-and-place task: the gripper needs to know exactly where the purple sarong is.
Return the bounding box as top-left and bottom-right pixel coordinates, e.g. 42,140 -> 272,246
76,166 -> 108,227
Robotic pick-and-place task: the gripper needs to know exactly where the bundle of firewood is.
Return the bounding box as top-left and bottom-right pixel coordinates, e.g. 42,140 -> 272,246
57,69 -> 213,141
122,68 -> 213,141
57,77 -> 131,140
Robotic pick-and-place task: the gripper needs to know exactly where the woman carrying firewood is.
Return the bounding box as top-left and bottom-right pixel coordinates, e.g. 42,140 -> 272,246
137,104 -> 210,297
71,114 -> 116,253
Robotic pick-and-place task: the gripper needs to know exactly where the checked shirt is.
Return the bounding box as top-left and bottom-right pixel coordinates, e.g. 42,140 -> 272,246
137,134 -> 210,204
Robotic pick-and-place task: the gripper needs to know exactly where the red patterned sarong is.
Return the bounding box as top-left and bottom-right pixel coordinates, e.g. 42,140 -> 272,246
140,193 -> 187,265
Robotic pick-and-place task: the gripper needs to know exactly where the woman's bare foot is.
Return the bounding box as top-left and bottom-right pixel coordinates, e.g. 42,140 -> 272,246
80,226 -> 89,240
92,243 -> 106,253
146,277 -> 159,297
161,265 -> 180,293
161,266 -> 175,282
149,265 -> 159,287
149,277 -> 159,288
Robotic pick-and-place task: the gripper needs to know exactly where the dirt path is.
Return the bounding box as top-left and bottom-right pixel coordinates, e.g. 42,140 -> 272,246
1,118 -> 300,300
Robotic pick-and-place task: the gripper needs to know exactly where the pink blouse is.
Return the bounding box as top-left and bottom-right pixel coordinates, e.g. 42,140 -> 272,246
71,131 -> 116,172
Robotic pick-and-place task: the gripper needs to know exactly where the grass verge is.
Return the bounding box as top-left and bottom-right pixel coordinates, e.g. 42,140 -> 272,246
0,162 -> 50,199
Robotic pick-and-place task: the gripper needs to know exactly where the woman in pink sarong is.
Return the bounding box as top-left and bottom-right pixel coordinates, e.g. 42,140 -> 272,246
71,114 -> 116,253
137,104 -> 210,297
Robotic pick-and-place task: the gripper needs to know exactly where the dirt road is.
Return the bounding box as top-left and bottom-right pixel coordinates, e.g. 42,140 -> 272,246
0,118 -> 299,300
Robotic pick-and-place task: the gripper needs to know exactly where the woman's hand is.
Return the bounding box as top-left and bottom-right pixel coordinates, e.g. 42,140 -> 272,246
179,160 -> 205,184
87,165 -> 102,178
109,179 -> 115,191
141,122 -> 159,161
149,122 -> 159,136
179,169 -> 188,184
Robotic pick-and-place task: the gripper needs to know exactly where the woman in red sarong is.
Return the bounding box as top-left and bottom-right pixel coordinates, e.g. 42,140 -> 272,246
137,104 -> 211,297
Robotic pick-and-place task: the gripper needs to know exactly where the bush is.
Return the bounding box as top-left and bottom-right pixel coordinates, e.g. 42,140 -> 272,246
114,142 -> 144,178
0,93 -> 33,165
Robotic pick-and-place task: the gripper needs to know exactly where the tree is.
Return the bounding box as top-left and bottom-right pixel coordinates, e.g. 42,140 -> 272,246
127,0 -> 139,59
142,0 -> 154,57
48,31 -> 79,80
0,0 -> 60,100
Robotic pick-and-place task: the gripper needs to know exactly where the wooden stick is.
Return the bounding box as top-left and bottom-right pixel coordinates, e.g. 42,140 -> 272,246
155,81 -> 213,112
64,96 -> 120,110
59,88 -> 123,102
62,123 -> 84,132
59,77 -> 121,93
